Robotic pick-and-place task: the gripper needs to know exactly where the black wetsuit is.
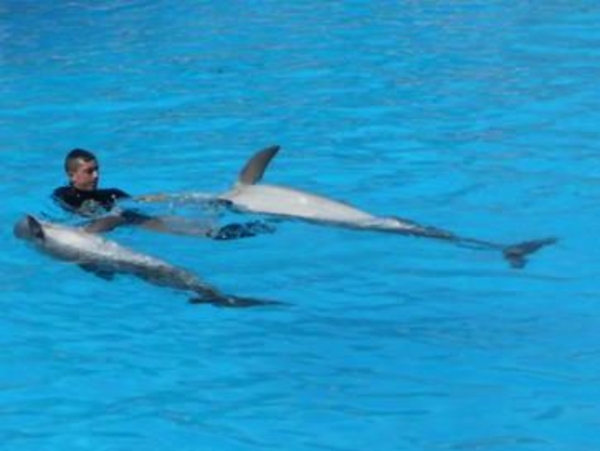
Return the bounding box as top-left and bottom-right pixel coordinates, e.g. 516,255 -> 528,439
52,185 -> 151,224
53,185 -> 128,213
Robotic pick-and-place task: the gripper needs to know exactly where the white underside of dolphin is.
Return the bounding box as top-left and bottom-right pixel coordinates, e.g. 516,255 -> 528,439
223,183 -> 401,227
218,145 -> 557,268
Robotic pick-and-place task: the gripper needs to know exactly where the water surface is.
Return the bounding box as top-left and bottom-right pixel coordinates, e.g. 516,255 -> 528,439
1,2 -> 599,450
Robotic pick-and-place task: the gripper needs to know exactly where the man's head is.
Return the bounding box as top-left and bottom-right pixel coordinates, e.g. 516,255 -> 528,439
65,148 -> 99,191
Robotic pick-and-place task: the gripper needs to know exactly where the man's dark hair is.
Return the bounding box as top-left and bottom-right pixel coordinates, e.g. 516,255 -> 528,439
65,148 -> 97,174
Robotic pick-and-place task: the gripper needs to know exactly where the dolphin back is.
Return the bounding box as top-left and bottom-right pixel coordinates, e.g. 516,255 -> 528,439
238,145 -> 280,185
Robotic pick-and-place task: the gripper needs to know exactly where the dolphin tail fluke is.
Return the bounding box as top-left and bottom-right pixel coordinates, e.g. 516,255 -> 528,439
385,217 -> 558,269
189,294 -> 286,308
502,237 -> 558,269
238,145 -> 280,185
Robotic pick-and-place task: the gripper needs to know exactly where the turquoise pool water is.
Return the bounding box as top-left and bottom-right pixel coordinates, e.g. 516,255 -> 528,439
1,2 -> 599,450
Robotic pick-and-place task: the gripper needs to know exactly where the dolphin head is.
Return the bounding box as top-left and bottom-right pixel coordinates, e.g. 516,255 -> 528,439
14,215 -> 45,243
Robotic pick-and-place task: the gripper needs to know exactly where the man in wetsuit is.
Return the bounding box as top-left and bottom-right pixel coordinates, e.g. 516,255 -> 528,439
52,148 -> 269,238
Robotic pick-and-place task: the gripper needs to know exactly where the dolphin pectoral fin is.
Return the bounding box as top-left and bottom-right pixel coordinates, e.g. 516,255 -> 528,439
502,237 -> 558,269
238,145 -> 280,185
79,264 -> 116,281
189,294 -> 286,308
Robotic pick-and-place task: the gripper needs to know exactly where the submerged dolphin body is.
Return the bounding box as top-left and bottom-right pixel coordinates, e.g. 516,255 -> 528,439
14,215 -> 275,307
219,146 -> 557,268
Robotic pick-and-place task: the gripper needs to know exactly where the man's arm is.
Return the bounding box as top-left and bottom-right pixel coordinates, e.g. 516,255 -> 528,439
134,193 -> 176,203
83,215 -> 129,233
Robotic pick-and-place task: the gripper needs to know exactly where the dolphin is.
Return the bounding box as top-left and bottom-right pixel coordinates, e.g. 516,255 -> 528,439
218,145 -> 557,268
14,215 -> 277,307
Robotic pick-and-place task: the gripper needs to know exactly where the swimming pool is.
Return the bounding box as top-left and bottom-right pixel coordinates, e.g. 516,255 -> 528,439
1,2 -> 599,450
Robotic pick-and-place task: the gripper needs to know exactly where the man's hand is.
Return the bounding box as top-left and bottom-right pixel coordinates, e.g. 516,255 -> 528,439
135,193 -> 169,203
83,215 -> 128,233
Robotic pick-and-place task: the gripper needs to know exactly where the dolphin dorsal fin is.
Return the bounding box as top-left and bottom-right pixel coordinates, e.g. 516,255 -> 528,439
237,145 -> 280,185
27,215 -> 45,240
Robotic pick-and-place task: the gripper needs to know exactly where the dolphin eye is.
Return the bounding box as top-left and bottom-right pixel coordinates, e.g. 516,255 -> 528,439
26,216 -> 45,240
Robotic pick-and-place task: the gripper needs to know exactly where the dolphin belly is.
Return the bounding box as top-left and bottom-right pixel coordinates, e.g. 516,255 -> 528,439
221,184 -> 375,225
39,221 -> 165,268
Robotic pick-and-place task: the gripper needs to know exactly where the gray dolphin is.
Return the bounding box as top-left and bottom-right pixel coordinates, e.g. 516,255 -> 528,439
219,146 -> 557,268
14,215 -> 277,307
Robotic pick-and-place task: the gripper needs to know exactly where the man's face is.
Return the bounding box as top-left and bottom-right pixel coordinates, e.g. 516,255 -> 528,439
69,158 -> 99,191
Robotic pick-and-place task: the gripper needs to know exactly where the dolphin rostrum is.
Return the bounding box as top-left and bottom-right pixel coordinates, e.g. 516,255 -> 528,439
219,145 -> 557,268
14,215 -> 277,307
